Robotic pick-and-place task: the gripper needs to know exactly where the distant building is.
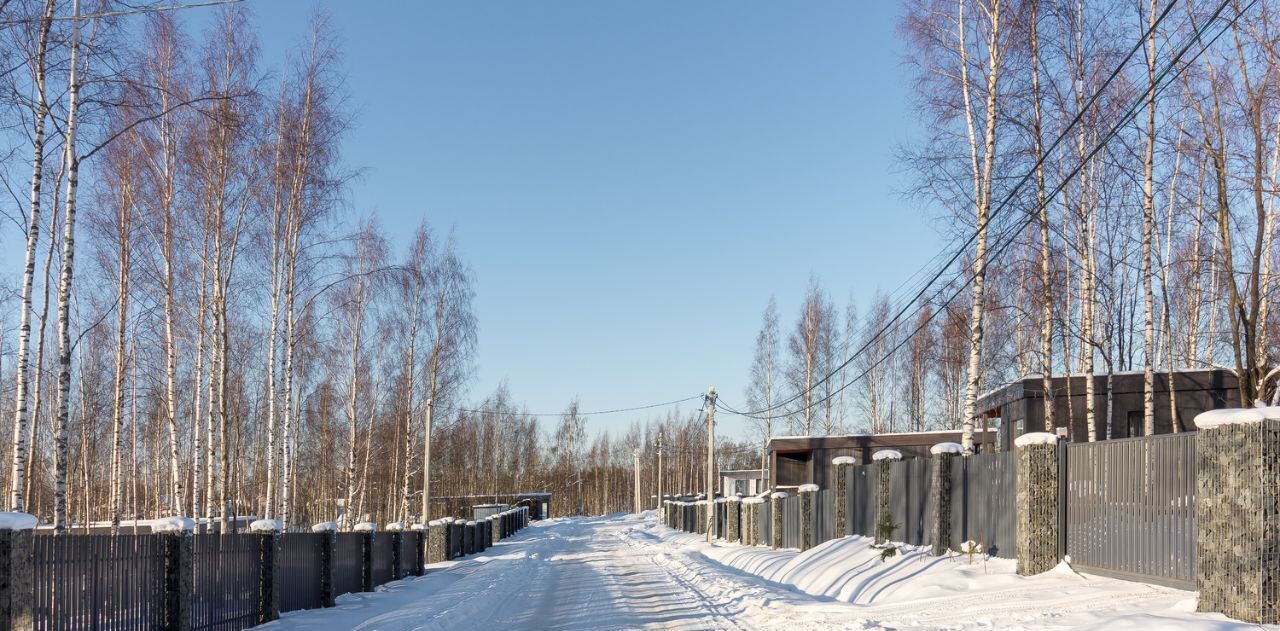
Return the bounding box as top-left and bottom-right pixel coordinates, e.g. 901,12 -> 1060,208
977,369 -> 1239,450
768,428 -> 996,489
720,469 -> 768,497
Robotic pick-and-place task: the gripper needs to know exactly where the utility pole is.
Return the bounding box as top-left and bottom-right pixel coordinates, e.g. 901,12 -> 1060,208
633,448 -> 640,515
420,398 -> 432,525
705,386 -> 716,542
656,432 -> 664,511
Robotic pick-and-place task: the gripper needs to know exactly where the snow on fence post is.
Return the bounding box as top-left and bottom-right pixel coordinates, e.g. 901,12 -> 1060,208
312,521 -> 339,607
249,519 -> 282,624
153,516 -> 193,631
833,457 -> 855,537
929,443 -> 961,556
872,450 -> 902,545
1193,407 -> 1280,624
1014,433 -> 1059,576
770,492 -> 787,550
799,485 -> 818,552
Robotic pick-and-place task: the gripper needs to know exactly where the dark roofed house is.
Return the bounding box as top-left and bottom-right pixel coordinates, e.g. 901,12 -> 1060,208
978,368 -> 1239,450
768,428 -> 996,490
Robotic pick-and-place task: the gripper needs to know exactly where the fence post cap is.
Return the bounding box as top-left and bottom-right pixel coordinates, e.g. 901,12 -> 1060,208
832,456 -> 857,465
798,484 -> 820,493
0,512 -> 38,531
1194,405 -> 1280,429
930,442 -> 963,455
353,522 -> 378,532
1014,432 -> 1059,448
249,519 -> 282,533
311,521 -> 338,532
151,516 -> 195,533
742,497 -> 766,505
872,449 -> 903,462
770,491 -> 790,500
385,522 -> 405,531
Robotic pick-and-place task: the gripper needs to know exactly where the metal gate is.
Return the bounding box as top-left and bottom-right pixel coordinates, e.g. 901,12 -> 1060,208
1065,433 -> 1196,589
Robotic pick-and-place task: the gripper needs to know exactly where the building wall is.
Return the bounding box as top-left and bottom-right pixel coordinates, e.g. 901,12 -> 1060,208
769,430 -> 996,489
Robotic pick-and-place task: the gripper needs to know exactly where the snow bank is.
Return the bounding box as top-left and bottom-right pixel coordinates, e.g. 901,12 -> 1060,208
872,449 -> 902,462
249,519 -> 281,533
770,491 -> 789,500
353,522 -> 377,532
1015,432 -> 1059,447
1194,406 -> 1280,429
930,442 -> 963,455
150,516 -> 194,533
831,456 -> 856,465
0,512 -> 38,531
311,521 -> 338,532
797,484 -> 820,493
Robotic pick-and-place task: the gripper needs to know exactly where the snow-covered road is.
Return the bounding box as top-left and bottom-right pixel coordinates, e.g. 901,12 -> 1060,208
255,513 -> 1268,630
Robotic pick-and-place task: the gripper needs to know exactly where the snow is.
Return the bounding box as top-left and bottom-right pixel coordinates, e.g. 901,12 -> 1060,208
930,442 -> 963,455
150,516 -> 194,533
386,522 -> 404,531
353,522 -> 377,532
1194,406 -> 1280,429
798,484 -> 820,493
832,456 -> 857,465
741,497 -> 766,505
253,512 -> 1260,631
1015,432 -> 1059,447
872,449 -> 902,462
0,512 -> 38,531
770,491 -> 789,500
311,521 -> 338,533
249,519 -> 282,533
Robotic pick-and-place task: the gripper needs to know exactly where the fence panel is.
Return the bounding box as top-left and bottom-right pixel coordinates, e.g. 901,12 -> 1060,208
813,489 -> 836,545
398,533 -> 421,578
191,534 -> 263,631
847,464 -> 878,537
780,496 -> 802,549
370,533 -> 394,588
333,534 -> 364,598
279,533 -> 324,613
33,534 -> 166,631
951,451 -> 1016,558
888,459 -> 933,546
758,501 -> 772,546
1065,433 -> 1196,589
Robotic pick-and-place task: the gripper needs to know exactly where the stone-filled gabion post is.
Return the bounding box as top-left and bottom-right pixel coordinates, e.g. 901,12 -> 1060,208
929,443 -> 961,556
742,497 -> 763,546
833,456 -> 855,537
1014,433 -> 1059,576
697,501 -> 707,535
427,519 -> 446,564
249,519 -> 282,624
312,521 -> 339,608
798,484 -> 818,552
353,522 -> 377,591
151,516 -> 193,631
1195,410 -> 1280,624
726,496 -> 741,543
872,450 -> 902,545
490,516 -> 502,543
770,492 -> 787,550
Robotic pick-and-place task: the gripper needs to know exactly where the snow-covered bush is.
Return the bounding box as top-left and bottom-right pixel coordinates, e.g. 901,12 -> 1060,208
958,539 -> 983,564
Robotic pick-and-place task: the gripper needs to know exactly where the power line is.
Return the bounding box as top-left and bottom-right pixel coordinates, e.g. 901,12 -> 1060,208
725,0 -> 1249,422
436,394 -> 704,419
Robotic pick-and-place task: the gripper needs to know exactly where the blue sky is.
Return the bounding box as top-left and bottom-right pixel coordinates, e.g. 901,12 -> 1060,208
239,0 -> 946,439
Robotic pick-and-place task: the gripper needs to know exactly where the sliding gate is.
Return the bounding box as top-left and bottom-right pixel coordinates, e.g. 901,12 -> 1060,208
1064,432 -> 1197,589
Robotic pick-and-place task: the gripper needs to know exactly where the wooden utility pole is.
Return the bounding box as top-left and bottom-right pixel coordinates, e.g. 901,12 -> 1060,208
633,449 -> 640,515
656,432 -> 664,510
705,386 -> 716,542
420,398 -> 433,524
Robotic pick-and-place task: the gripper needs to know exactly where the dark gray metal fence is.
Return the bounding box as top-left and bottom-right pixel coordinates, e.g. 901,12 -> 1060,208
34,534 -> 167,631
778,496 -> 802,549
950,451 -> 1017,558
280,533 -> 325,613
813,489 -> 837,545
888,458 -> 934,547
1065,432 -> 1197,589
846,465 -> 878,537
370,533 -> 393,586
333,534 -> 364,598
191,534 -> 261,631
397,533 -> 421,579
758,502 -> 772,546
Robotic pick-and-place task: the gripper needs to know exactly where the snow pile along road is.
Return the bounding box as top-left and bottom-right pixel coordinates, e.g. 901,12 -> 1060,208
255,513 -> 1270,630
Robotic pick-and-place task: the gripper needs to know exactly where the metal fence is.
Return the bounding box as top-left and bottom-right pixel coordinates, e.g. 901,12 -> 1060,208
813,489 -> 837,545
370,533 -> 393,587
888,458 -> 934,547
778,496 -> 802,549
333,533 -> 365,598
397,532 -> 421,579
191,534 -> 262,631
951,451 -> 1017,558
846,465 -> 878,537
279,533 -> 325,613
758,501 -> 772,546
34,534 -> 167,631
1065,433 -> 1197,589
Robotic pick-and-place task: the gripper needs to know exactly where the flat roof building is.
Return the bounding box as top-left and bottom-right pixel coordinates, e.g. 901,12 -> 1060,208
768,428 -> 996,489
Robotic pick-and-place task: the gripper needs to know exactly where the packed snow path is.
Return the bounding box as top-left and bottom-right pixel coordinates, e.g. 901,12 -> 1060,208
256,514 -> 1265,630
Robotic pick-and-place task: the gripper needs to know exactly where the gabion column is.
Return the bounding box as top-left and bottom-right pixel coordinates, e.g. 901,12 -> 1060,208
929,443 -> 960,556
726,497 -> 741,543
1195,413 -> 1280,624
833,456 -> 855,537
799,485 -> 817,552
1015,433 -> 1059,576
770,492 -> 787,550
744,498 -> 762,545
872,450 -> 901,545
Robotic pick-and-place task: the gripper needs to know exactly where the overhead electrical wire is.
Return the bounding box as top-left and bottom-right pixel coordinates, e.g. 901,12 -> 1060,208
436,394 -> 705,419
721,0 -> 1250,422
